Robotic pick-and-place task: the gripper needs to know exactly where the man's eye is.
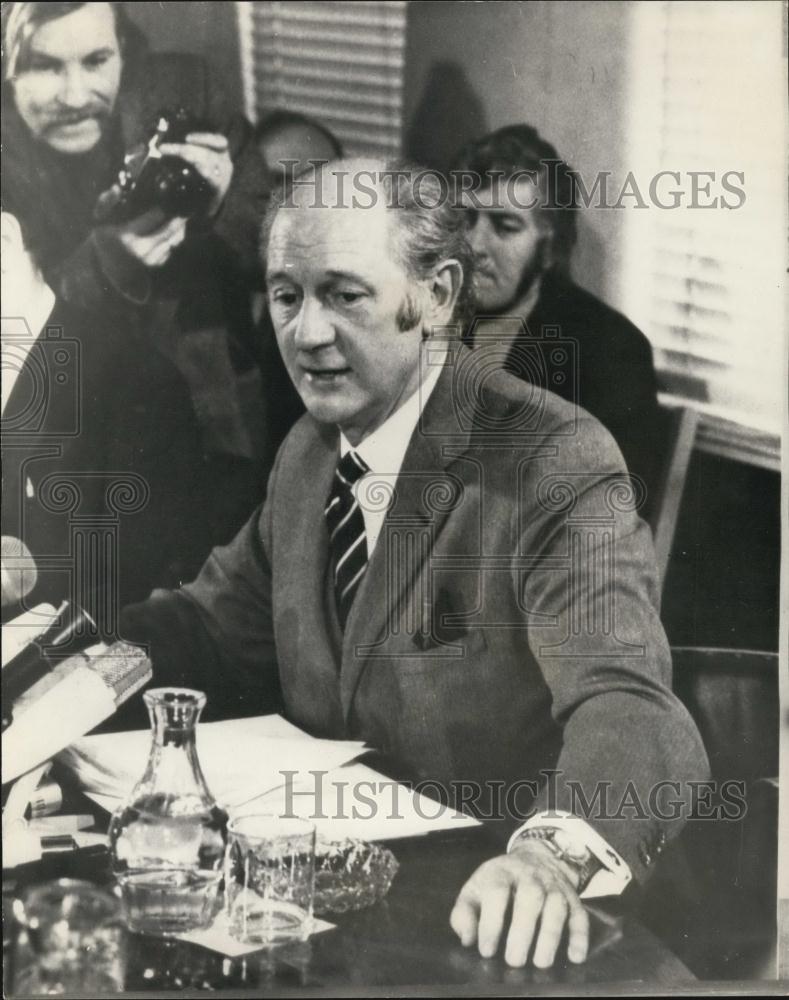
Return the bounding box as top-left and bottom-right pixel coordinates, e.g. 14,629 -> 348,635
270,289 -> 299,307
85,53 -> 112,70
336,291 -> 365,306
493,218 -> 523,235
26,58 -> 59,74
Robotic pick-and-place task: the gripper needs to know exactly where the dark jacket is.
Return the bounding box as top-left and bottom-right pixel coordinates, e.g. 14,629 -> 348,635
490,271 -> 663,521
1,298 -> 229,625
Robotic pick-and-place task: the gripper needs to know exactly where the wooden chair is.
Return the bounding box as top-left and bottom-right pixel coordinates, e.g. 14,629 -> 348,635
671,646 -> 778,786
644,646 -> 779,979
647,406 -> 699,589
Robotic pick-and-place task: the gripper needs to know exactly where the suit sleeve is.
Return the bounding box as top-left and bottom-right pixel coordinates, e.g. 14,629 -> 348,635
517,414 -> 708,884
209,117 -> 270,284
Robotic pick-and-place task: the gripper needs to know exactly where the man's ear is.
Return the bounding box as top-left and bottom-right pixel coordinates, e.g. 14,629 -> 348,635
424,259 -> 463,330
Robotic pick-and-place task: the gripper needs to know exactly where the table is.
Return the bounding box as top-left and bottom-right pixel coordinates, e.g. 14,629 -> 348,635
4,824 -> 697,995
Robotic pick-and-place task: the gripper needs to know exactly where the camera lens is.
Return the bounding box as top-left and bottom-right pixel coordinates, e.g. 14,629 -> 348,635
154,159 -> 212,217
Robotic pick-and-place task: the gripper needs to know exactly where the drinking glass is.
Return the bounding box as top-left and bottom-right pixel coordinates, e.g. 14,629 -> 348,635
224,815 -> 315,945
12,879 -> 126,994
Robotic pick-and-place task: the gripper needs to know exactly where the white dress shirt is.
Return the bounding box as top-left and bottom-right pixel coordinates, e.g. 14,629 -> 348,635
339,347 -> 445,557
338,343 -> 631,898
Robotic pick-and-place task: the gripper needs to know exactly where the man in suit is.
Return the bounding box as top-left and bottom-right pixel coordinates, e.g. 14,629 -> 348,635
123,161 -> 707,968
453,125 -> 663,520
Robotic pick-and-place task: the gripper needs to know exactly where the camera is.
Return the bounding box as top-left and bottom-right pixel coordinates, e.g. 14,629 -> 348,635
107,109 -> 215,222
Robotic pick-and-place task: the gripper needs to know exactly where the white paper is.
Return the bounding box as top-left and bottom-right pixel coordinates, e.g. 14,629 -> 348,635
247,761 -> 481,840
177,909 -> 335,956
63,714 -> 480,839
60,714 -> 367,808
2,666 -> 117,783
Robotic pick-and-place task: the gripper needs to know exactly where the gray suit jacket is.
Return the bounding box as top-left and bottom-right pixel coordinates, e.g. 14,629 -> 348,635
125,347 -> 708,882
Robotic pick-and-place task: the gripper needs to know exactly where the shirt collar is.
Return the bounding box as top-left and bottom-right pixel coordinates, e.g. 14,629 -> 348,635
339,345 -> 446,476
3,282 -> 56,343
1,283 -> 56,416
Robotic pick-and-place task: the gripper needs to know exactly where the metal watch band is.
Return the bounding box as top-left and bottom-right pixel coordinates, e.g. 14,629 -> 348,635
512,826 -> 602,892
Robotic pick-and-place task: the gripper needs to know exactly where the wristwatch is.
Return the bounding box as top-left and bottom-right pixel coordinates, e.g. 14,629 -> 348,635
512,826 -> 602,892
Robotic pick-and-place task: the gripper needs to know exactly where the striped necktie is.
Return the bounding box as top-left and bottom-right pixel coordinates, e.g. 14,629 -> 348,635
324,450 -> 370,629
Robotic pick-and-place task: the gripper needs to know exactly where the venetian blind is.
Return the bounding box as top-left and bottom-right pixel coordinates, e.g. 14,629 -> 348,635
621,1 -> 785,470
236,0 -> 407,156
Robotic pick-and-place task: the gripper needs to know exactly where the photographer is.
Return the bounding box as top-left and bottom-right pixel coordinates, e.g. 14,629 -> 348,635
1,1 -> 276,542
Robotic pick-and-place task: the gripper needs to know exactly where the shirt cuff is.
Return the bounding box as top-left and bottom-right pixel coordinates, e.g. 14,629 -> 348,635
507,811 -> 632,898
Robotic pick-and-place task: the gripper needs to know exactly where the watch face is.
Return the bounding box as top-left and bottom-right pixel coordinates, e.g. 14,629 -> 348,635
552,828 -> 590,864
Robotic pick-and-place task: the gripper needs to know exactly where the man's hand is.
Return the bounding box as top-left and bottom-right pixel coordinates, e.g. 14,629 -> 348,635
159,132 -> 234,215
449,840 -> 590,968
95,196 -> 189,268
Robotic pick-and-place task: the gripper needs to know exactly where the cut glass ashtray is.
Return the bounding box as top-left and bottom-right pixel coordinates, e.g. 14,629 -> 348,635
313,838 -> 399,914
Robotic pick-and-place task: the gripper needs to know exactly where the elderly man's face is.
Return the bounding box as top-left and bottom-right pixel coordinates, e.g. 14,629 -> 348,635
463,177 -> 548,313
12,2 -> 122,154
266,189 -> 425,446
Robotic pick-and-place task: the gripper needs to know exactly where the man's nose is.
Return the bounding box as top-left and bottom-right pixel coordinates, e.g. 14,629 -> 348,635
294,298 -> 335,350
58,66 -> 91,108
467,218 -> 490,260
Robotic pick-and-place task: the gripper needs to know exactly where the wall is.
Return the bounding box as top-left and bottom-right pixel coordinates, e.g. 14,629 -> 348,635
403,0 -> 636,307
125,1 -> 244,115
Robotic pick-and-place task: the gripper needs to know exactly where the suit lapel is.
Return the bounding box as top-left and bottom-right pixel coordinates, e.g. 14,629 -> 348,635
276,423 -> 344,702
339,349 -> 473,720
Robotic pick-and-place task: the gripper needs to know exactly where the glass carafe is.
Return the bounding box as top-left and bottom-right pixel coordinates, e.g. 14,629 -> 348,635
108,688 -> 228,935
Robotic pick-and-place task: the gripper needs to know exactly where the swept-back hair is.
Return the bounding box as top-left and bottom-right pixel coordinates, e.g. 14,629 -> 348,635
261,158 -> 475,330
453,124 -> 578,267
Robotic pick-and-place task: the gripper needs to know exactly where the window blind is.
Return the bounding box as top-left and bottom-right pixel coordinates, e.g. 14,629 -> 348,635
236,0 -> 407,156
621,1 -> 785,471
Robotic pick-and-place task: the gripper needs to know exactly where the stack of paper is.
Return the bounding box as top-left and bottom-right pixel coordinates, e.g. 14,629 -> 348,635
58,714 -> 480,840
60,715 -> 365,810
248,760 -> 481,840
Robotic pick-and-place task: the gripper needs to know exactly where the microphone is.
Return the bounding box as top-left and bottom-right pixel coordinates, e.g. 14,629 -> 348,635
2,641 -> 152,784
2,605 -> 60,668
1,536 -> 37,607
2,601 -> 97,720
